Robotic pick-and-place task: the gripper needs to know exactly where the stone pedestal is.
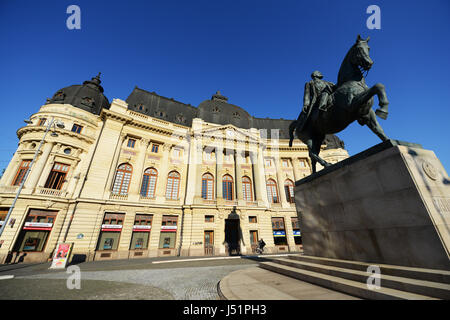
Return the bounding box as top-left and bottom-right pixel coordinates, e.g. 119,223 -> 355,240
294,140 -> 450,270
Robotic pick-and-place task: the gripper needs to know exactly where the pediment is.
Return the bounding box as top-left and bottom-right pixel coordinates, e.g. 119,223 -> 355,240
195,124 -> 259,143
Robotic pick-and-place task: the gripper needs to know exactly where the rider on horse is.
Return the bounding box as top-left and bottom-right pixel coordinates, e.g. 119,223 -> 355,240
295,70 -> 336,134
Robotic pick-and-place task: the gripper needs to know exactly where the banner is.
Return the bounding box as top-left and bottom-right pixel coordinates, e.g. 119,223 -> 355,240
50,242 -> 73,269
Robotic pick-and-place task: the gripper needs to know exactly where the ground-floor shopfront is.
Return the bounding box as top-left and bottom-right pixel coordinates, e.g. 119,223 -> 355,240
0,199 -> 302,264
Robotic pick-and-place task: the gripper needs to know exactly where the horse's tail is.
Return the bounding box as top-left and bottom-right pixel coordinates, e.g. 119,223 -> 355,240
289,120 -> 297,147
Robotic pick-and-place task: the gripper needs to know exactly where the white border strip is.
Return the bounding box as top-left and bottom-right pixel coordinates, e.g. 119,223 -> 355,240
151,253 -> 295,264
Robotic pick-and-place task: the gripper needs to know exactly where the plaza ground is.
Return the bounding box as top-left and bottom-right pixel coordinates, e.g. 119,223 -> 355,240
0,254 -> 356,300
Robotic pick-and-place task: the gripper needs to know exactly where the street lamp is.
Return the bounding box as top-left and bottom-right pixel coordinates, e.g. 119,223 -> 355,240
0,117 -> 65,238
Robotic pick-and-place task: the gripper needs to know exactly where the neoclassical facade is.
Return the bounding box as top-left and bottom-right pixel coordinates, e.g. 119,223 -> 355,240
0,74 -> 348,263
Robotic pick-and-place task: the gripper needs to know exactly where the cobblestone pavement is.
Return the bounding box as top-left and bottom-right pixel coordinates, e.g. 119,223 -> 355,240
0,257 -> 260,300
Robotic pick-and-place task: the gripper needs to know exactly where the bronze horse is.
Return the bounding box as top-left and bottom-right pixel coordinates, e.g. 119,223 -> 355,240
289,35 -> 390,173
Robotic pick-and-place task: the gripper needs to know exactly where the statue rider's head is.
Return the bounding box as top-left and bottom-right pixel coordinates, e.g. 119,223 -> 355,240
311,70 -> 323,80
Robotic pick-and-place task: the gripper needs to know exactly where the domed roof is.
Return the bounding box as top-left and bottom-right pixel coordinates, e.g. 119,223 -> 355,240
197,91 -> 252,128
47,73 -> 110,115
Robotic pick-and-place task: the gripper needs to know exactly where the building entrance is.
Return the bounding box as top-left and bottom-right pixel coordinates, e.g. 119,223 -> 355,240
224,218 -> 240,255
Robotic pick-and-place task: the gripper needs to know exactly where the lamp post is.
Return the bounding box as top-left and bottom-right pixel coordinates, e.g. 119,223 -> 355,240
0,117 -> 65,238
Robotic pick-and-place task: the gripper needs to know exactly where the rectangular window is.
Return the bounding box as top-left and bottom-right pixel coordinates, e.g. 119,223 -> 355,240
282,159 -> 290,167
205,215 -> 214,222
151,144 -> 159,153
38,118 -> 47,126
271,217 -> 287,246
44,163 -> 70,190
0,208 -> 7,226
13,209 -> 57,252
131,214 -> 152,249
292,217 -> 302,245
264,159 -> 272,167
71,124 -> 83,134
12,160 -> 31,186
130,232 -> 149,249
97,213 -> 125,251
249,216 -> 257,223
127,138 -> 136,148
299,158 -> 308,168
173,148 -> 181,158
159,215 -> 178,249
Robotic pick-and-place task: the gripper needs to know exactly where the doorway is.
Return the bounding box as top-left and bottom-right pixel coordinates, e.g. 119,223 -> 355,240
225,219 -> 240,255
204,230 -> 214,256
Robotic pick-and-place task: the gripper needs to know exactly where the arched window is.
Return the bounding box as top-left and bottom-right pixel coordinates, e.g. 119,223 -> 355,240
140,168 -> 158,198
266,179 -> 279,203
284,179 -> 295,203
166,171 -> 180,200
201,173 -> 214,200
222,175 -> 234,200
242,176 -> 253,201
112,163 -> 133,195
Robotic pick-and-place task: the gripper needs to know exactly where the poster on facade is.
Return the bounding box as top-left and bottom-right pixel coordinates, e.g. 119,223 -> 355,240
49,242 -> 73,269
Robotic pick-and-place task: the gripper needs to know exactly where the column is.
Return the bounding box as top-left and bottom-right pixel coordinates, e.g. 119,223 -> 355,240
103,133 -> 127,197
155,143 -> 171,201
275,157 -> 289,208
129,138 -> 149,199
235,149 -> 244,205
216,146 -> 223,202
185,136 -> 200,205
253,145 -> 269,207
292,157 -> 301,181
25,141 -> 54,191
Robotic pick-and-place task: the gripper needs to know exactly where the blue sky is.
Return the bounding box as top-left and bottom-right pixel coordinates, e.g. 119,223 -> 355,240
0,0 -> 449,171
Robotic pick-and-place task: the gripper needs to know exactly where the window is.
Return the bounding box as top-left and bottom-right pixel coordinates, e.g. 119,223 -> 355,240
201,173 -> 214,200
112,163 -> 133,195
165,171 -> 180,200
282,159 -> 290,168
97,213 -> 125,251
272,217 -> 287,245
38,118 -> 47,126
130,214 -> 152,250
0,208 -> 7,225
44,163 -> 70,190
299,158 -> 308,168
205,215 -> 214,222
151,144 -> 159,153
222,175 -> 234,200
173,148 -> 181,158
292,217 -> 302,245
12,160 -> 31,186
13,209 -> 57,252
127,138 -> 136,148
242,176 -> 253,201
71,124 -> 83,134
266,179 -> 279,203
204,151 -> 214,161
249,216 -> 257,223
159,216 -> 178,249
264,159 -> 272,167
140,168 -> 157,198
284,180 -> 295,203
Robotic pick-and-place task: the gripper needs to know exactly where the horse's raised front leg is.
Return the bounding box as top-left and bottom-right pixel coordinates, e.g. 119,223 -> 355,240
366,109 -> 389,142
352,83 -> 390,119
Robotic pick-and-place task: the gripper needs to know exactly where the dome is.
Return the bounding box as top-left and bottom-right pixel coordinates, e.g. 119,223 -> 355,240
197,91 -> 252,128
47,73 -> 110,115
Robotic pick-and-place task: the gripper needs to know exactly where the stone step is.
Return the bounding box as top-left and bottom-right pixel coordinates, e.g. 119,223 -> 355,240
269,258 -> 450,299
288,254 -> 450,284
260,261 -> 438,300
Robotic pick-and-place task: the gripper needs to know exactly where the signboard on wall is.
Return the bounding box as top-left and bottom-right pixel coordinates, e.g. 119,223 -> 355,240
50,243 -> 73,269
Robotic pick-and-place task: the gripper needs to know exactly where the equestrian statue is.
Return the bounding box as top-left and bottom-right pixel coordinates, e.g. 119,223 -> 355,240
289,35 -> 390,173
